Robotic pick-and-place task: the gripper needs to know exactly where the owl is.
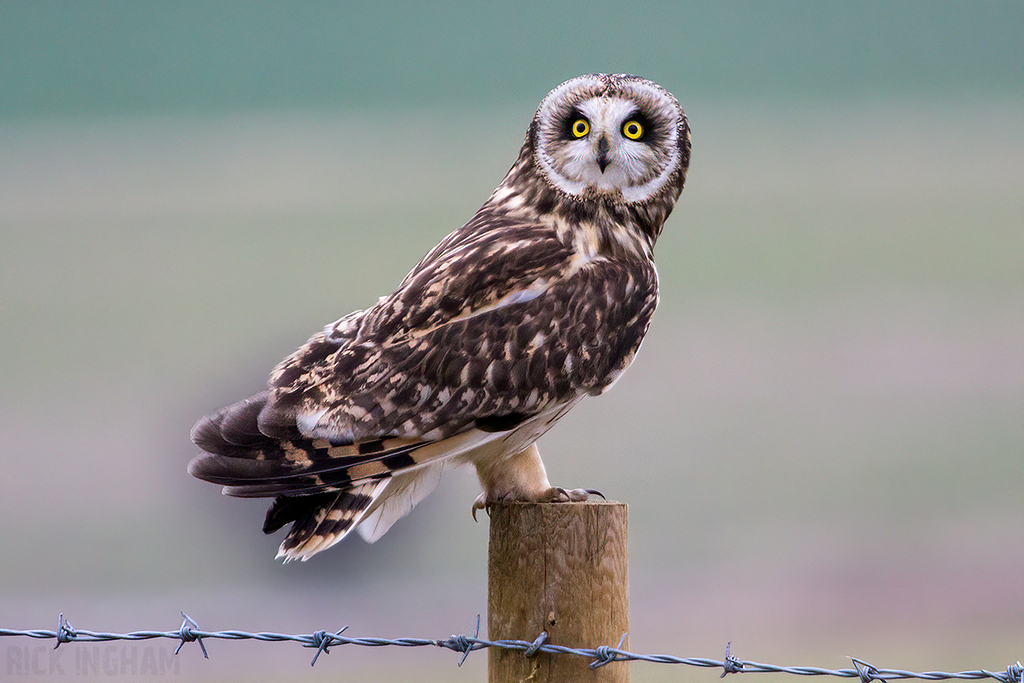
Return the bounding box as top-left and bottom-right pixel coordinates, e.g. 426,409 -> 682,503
189,74 -> 691,561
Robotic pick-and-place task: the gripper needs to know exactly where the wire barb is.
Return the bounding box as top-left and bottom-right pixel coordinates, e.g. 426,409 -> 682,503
443,614 -> 480,667
853,658 -> 884,683
995,663 -> 1023,683
722,641 -> 744,677
307,626 -> 347,667
524,631 -> 548,658
54,613 -> 75,650
175,612 -> 208,658
590,632 -> 628,669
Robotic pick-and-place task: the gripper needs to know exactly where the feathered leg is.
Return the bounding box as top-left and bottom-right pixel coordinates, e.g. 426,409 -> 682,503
471,443 -> 600,518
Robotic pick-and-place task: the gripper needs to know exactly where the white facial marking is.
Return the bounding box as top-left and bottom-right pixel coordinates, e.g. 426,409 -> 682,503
536,77 -> 681,203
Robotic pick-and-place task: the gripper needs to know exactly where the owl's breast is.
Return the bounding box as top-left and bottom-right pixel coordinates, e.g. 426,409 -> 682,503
573,257 -> 659,394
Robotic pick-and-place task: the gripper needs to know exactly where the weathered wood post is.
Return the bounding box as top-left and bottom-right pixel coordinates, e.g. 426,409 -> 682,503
488,501 -> 629,683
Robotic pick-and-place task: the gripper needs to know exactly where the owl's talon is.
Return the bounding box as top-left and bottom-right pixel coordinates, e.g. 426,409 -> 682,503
545,487 -> 604,503
473,487 -> 604,517
471,492 -> 489,522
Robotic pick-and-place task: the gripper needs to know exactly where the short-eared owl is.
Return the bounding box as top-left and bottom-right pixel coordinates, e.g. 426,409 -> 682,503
189,74 -> 691,561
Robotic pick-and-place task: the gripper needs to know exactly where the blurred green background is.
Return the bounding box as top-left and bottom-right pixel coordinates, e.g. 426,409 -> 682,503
1,2 -> 1021,681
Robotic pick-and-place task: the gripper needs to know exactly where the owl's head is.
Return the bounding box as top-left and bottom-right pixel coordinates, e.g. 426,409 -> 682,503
530,74 -> 690,204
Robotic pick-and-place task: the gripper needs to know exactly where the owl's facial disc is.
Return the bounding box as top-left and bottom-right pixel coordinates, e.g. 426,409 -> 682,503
559,97 -> 653,192
535,75 -> 684,203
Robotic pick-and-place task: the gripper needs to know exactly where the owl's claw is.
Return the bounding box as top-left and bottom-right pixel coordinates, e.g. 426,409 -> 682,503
472,492 -> 489,522
545,487 -> 605,502
471,487 -> 605,521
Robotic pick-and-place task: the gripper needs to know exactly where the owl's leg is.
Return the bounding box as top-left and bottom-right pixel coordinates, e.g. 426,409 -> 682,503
471,443 -> 603,519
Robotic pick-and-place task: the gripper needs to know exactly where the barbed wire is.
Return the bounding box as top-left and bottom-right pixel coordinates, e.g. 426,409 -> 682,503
1,612 -> 1019,681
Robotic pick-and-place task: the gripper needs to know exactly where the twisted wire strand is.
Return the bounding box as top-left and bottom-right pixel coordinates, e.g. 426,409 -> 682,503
0,612 -> 1019,682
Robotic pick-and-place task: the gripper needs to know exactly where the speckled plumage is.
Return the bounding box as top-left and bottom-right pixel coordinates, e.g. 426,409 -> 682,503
189,74 -> 691,561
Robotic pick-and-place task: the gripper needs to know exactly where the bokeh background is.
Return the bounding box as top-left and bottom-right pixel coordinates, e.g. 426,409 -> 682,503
1,2 -> 1021,681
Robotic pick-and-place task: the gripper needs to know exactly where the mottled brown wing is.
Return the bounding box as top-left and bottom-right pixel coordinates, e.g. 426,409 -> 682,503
258,221 -> 659,453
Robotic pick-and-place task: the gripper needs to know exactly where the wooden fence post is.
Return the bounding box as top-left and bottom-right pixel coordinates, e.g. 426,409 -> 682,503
488,500 -> 629,683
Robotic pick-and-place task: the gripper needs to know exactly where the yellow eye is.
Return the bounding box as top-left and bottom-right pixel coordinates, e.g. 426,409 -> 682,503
571,118 -> 590,138
622,120 -> 643,140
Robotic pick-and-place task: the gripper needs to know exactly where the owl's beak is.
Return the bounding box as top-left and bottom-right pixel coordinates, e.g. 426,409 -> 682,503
596,135 -> 610,173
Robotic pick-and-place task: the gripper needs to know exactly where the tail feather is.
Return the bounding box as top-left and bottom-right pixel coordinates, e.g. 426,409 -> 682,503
273,481 -> 389,562
356,464 -> 446,543
263,491 -> 340,534
189,392 -> 508,559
